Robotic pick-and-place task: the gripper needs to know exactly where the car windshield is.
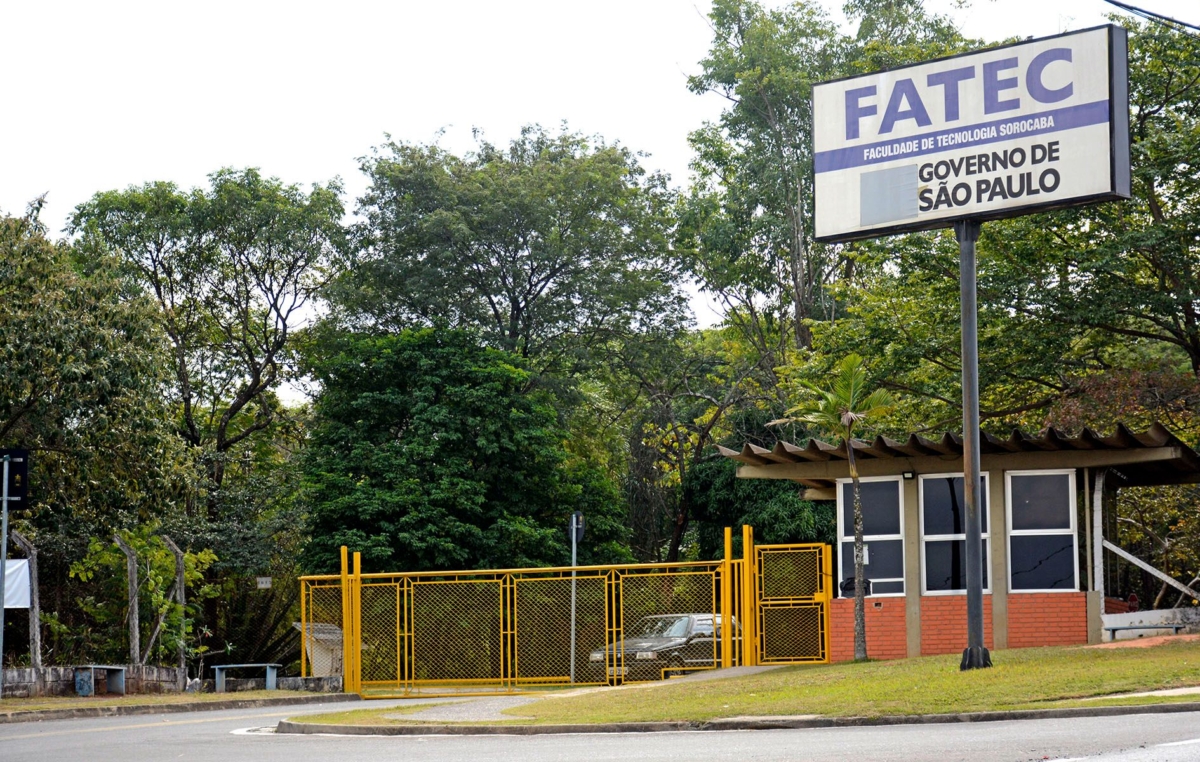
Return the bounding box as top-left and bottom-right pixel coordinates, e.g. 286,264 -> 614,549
634,616 -> 691,638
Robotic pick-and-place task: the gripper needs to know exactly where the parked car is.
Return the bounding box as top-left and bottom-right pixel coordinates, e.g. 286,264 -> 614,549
586,613 -> 739,681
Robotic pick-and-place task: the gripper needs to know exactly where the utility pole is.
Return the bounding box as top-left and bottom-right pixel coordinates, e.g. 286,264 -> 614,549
955,219 -> 991,671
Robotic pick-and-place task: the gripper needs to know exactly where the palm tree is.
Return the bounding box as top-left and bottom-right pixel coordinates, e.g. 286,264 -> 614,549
779,354 -> 894,662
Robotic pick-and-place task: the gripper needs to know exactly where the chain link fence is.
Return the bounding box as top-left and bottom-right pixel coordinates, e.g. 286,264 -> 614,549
300,540 -> 830,697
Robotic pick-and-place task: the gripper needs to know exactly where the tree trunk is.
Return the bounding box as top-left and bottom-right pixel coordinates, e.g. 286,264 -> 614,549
787,214 -> 813,350
666,495 -> 689,563
847,442 -> 868,662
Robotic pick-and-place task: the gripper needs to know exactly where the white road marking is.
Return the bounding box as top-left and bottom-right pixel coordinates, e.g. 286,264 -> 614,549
1158,737 -> 1200,747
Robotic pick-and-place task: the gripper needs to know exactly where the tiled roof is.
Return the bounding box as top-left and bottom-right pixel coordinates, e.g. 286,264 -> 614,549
718,422 -> 1200,488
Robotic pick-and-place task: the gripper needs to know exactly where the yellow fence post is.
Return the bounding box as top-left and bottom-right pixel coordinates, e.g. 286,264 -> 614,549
339,546 -> 351,692
721,527 -> 732,669
299,579 -> 307,678
741,525 -> 757,666
352,551 -> 363,694
822,543 -> 833,662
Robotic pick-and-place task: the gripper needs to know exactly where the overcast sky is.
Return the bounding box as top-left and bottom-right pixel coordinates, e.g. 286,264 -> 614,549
2,0 -> 1193,239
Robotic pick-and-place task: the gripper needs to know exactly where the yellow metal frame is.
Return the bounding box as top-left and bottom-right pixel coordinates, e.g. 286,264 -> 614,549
754,542 -> 833,664
298,530 -> 831,698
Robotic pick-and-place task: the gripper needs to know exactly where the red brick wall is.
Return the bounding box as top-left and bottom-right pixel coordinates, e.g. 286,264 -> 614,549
919,595 -> 994,655
829,597 -> 907,662
1007,592 -> 1088,648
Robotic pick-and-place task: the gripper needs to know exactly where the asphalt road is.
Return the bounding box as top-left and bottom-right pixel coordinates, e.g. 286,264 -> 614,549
4,701 -> 1200,762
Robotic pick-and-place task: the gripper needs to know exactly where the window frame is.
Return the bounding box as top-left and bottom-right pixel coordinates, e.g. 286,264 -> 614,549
1005,469 -> 1079,593
836,475 -> 905,598
918,471 -> 991,596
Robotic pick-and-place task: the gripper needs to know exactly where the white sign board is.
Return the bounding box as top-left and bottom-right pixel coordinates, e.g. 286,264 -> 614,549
4,560 -> 30,609
813,25 -> 1130,242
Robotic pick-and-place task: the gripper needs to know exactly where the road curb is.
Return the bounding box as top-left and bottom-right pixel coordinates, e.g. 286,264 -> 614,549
0,693 -> 361,724
275,700 -> 1200,736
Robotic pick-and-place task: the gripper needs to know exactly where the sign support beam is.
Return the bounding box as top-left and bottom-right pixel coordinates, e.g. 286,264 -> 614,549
956,219 -> 992,671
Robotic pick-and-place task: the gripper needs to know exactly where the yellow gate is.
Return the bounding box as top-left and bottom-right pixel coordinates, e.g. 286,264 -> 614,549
754,543 -> 832,663
299,529 -> 830,696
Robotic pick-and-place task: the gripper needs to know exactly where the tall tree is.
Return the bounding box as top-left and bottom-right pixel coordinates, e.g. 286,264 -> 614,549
987,19 -> 1200,374
70,169 -> 345,664
679,0 -> 969,379
780,354 -> 894,662
681,0 -> 842,360
336,126 -> 686,376
71,169 -> 345,498
301,328 -> 629,573
0,207 -> 187,541
0,206 -> 192,665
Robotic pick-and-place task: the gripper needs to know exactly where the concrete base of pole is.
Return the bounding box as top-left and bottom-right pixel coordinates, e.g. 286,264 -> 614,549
960,646 -> 993,671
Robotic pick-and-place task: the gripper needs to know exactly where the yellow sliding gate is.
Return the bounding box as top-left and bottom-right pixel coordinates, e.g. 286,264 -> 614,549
299,527 -> 831,697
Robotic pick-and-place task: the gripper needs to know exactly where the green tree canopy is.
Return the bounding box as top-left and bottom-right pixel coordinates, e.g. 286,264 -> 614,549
679,0 -> 971,371
301,328 -> 629,573
0,208 -> 188,548
332,126 -> 687,376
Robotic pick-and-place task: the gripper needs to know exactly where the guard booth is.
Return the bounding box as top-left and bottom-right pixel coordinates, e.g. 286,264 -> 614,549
298,527 -> 832,697
719,423 -> 1200,660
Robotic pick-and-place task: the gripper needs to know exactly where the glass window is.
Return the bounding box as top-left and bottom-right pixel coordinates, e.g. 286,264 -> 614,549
841,480 -> 902,535
1010,535 -> 1075,590
1010,473 -> 1072,531
840,539 -> 904,582
1007,471 -> 1077,592
922,475 -> 988,535
920,474 -> 990,594
690,618 -> 714,636
635,616 -> 690,637
925,540 -> 990,591
838,478 -> 903,596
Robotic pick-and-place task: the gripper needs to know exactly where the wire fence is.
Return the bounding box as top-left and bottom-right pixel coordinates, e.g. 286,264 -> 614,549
300,533 -> 831,697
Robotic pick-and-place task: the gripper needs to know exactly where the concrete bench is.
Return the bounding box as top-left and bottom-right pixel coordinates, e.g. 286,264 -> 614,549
1104,624 -> 1186,639
75,665 -> 126,696
212,663 -> 282,693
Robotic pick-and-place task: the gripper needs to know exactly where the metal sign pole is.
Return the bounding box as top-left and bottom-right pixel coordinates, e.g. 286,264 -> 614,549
569,513 -> 578,684
0,455 -> 10,697
955,219 -> 991,671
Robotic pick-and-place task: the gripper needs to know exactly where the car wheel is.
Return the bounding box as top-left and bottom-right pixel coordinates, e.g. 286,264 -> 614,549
665,655 -> 685,679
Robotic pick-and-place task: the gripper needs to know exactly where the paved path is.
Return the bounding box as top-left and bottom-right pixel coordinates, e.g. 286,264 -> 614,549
382,665 -> 788,722
386,696 -> 539,722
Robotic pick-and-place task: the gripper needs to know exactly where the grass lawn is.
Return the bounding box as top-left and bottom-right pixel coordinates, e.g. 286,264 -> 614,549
290,639 -> 1200,726
0,689 -> 315,714
514,640 -> 1200,724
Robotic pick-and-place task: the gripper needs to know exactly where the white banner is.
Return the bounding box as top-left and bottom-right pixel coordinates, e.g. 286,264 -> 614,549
813,25 -> 1129,242
3,559 -> 30,609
